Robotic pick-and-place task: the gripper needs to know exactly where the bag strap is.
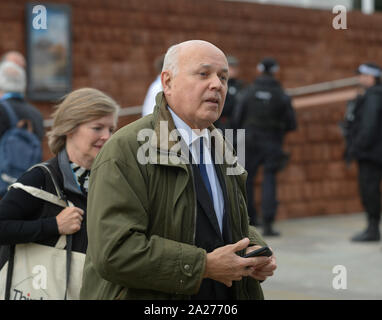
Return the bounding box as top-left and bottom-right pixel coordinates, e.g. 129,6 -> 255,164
35,163 -> 73,300
65,235 -> 72,300
30,163 -> 66,201
5,162 -> 74,300
0,100 -> 19,128
4,245 -> 14,300
9,183 -> 68,208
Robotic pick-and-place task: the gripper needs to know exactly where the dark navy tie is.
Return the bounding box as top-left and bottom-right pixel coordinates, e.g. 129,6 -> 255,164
198,138 -> 213,200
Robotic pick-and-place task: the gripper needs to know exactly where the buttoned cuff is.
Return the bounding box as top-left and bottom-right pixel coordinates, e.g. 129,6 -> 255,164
174,244 -> 207,295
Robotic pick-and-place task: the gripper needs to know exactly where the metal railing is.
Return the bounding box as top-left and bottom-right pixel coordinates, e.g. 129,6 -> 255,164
286,76 -> 359,97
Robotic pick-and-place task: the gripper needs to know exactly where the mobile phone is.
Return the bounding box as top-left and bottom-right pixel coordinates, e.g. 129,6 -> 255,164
243,246 -> 272,258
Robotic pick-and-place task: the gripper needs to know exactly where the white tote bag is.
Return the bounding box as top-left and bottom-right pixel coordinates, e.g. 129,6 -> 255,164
0,235 -> 85,300
0,163 -> 86,300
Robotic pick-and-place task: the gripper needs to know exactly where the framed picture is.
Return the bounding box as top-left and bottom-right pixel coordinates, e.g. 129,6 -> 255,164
25,2 -> 72,101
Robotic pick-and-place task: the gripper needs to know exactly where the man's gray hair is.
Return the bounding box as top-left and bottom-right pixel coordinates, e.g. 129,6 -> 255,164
0,61 -> 26,94
162,40 -> 226,77
162,43 -> 181,76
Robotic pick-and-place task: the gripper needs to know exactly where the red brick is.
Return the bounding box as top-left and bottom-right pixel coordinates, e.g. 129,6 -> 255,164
326,161 -> 347,180
286,202 -> 309,219
286,145 -> 304,163
306,124 -> 326,142
306,200 -> 327,216
325,200 -> 347,215
306,163 -> 326,181
279,164 -> 306,183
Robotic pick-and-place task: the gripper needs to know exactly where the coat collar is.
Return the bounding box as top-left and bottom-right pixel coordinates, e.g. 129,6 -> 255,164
150,92 -> 245,175
58,149 -> 85,196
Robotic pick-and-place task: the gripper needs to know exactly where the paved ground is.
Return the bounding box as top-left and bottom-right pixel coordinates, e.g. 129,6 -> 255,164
260,213 -> 382,300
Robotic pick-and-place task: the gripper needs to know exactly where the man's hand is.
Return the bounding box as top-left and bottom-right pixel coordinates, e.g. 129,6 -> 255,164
245,245 -> 277,281
203,238 -> 272,287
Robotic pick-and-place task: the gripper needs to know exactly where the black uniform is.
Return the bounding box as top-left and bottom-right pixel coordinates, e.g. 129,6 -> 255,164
232,74 -> 297,233
346,84 -> 382,241
214,78 -> 244,131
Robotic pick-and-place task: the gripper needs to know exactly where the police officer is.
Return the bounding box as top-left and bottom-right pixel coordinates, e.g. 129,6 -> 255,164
349,62 -> 382,242
232,57 -> 297,236
214,55 -> 244,131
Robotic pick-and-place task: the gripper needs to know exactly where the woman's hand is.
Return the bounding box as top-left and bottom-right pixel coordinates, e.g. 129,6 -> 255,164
56,207 -> 84,235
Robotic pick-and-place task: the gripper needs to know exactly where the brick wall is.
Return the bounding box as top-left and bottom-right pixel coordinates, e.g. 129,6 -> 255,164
1,0 -> 381,218
3,0 -> 382,108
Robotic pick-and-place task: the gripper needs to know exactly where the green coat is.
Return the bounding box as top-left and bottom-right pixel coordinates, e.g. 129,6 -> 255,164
80,93 -> 267,300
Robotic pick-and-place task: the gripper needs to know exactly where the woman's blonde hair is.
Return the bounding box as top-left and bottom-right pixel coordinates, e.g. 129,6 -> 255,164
47,88 -> 120,155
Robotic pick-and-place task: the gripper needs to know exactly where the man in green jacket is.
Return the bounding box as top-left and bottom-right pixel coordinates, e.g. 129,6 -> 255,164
80,40 -> 277,300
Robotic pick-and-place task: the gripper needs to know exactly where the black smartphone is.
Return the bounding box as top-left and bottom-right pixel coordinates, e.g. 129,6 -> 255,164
243,246 -> 272,258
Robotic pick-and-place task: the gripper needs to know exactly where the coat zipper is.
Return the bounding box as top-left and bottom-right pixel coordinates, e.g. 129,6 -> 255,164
158,149 -> 197,245
158,149 -> 197,301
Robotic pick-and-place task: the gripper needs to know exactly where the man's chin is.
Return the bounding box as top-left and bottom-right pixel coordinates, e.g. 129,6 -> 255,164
192,111 -> 221,129
204,115 -> 220,127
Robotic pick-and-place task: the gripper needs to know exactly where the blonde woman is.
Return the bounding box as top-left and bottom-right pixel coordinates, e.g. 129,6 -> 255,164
0,88 -> 119,266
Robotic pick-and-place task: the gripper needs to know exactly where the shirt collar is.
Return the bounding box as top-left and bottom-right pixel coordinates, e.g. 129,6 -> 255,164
167,106 -> 210,148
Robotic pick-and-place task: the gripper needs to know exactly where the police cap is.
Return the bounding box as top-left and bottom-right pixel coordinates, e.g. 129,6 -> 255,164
257,57 -> 279,74
356,62 -> 382,77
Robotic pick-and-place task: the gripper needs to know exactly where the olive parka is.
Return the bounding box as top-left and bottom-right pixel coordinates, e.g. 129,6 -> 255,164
80,92 -> 267,300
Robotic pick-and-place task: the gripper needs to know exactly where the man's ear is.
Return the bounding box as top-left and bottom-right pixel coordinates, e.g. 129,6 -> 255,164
161,71 -> 172,96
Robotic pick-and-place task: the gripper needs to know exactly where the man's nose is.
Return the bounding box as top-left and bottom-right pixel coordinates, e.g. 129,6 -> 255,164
209,73 -> 223,90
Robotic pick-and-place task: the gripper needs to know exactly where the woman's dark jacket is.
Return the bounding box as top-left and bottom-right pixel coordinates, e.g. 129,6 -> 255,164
0,150 -> 88,269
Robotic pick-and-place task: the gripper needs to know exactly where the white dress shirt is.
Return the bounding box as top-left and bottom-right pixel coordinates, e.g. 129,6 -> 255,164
168,107 -> 225,233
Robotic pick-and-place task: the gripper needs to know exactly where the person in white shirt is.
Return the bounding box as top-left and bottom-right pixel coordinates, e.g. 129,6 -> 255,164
141,55 -> 164,116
